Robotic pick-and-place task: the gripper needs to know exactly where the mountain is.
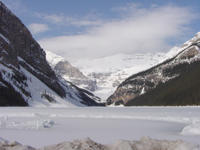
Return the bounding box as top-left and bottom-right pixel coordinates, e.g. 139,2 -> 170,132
74,53 -> 167,101
46,51 -> 97,92
107,32 -> 200,106
0,1 -> 102,106
46,51 -> 166,102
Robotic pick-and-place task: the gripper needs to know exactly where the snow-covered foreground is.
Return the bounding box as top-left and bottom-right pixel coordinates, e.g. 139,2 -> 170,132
0,107 -> 200,149
0,137 -> 198,150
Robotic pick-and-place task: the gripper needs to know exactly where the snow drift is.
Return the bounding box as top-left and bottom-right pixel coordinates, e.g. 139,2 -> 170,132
0,137 -> 199,150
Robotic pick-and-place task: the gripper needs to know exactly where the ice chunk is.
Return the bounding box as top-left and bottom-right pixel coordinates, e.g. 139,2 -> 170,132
0,119 -> 55,130
181,122 -> 200,135
42,120 -> 55,128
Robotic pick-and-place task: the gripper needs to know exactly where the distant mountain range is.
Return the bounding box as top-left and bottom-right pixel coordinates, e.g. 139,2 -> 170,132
46,51 -> 168,102
107,32 -> 200,106
0,1 -> 102,106
1,0 -> 200,107
46,32 -> 200,107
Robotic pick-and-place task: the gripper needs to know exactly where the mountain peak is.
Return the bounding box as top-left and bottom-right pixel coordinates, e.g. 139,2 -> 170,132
107,32 -> 200,106
0,1 -> 102,106
0,1 -> 11,13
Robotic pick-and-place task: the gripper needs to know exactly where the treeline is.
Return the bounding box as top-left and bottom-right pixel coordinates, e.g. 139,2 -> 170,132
126,61 -> 200,106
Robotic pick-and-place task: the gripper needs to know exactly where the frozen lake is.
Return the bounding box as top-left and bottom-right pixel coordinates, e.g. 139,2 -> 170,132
0,107 -> 200,148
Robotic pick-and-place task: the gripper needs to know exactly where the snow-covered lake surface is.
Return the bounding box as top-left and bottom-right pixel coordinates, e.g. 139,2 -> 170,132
0,107 -> 200,148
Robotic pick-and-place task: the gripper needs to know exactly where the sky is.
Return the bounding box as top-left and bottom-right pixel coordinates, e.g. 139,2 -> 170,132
1,0 -> 200,61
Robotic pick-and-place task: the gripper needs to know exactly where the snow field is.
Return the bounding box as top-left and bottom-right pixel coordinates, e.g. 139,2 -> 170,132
0,107 -> 200,148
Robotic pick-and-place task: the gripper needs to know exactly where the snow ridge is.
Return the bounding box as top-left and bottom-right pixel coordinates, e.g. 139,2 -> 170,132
0,137 -> 199,150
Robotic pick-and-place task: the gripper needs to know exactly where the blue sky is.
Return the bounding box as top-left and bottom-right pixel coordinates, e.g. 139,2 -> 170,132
1,0 -> 200,60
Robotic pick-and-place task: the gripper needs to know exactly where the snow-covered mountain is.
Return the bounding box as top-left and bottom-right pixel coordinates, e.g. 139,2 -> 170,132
46,51 -> 168,102
107,32 -> 200,106
0,1 -> 102,107
46,51 -> 97,92
74,53 -> 168,101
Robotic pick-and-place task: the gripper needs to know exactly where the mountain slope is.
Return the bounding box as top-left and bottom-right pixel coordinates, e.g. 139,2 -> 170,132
0,1 -> 102,106
46,51 -> 97,92
54,60 -> 97,91
74,53 -> 166,101
107,32 -> 200,106
46,51 -> 166,101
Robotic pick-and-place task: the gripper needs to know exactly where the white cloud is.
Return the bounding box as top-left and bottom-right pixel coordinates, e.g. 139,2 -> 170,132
28,23 -> 49,34
39,5 -> 196,61
36,13 -> 103,27
39,14 -> 64,24
67,18 -> 102,27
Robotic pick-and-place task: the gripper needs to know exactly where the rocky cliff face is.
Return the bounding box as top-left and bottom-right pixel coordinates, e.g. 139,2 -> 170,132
0,1 -> 102,106
54,61 -> 97,91
107,32 -> 200,106
45,51 -> 98,92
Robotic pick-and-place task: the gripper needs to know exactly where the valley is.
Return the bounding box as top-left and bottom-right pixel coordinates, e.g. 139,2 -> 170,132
1,0 -> 200,149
